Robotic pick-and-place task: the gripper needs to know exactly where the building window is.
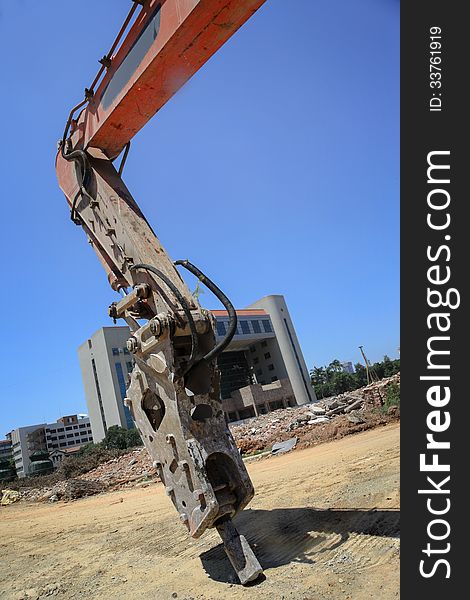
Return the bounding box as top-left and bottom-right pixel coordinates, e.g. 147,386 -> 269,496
240,321 -> 250,334
123,347 -> 130,355
65,426 -> 72,431
59,442 -> 66,447
268,363 -> 275,371
115,363 -> 127,399
264,352 -> 271,359
261,340 -> 268,348
253,357 -> 259,365
51,444 -> 58,449
262,320 -> 273,333
75,432 -> 80,437
58,435 -> 65,440
88,339 -> 92,349
79,424 -> 86,428
216,321 -> 226,336
112,348 -> 119,356
67,441 -> 74,446
251,320 -> 261,334
92,358 -> 108,433
66,434 -> 74,439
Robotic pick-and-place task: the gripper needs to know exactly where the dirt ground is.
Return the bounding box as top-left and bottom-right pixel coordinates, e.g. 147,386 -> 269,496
0,423 -> 400,600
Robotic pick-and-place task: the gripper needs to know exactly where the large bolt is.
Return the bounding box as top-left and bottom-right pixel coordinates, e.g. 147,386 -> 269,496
108,303 -> 118,320
149,318 -> 162,337
135,283 -> 151,299
126,337 -> 140,354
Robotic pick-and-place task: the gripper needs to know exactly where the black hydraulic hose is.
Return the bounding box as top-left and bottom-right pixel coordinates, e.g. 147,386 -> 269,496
174,260 -> 237,364
60,108 -> 93,223
61,145 -> 93,223
130,263 -> 199,365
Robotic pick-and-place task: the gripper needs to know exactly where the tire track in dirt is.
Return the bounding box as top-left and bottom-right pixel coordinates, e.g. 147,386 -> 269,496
196,506 -> 399,583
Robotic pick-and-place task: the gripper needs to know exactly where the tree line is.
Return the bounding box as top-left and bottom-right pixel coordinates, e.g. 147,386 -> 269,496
310,356 -> 400,399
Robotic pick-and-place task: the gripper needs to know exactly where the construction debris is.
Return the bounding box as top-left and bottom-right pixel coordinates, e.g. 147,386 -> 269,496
231,373 -> 400,454
271,437 -> 298,455
347,413 -> 365,424
62,479 -> 105,500
14,375 -> 399,504
19,448 -> 157,502
78,448 -> 156,486
1,489 -> 21,506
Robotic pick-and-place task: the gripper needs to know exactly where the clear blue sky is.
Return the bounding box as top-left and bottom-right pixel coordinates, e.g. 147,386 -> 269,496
0,0 -> 399,433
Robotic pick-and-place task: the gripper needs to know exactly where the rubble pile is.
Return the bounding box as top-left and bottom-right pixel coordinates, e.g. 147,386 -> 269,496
20,448 -> 157,502
78,447 -> 156,486
16,375 -> 399,503
230,374 -> 400,454
362,372 -> 400,406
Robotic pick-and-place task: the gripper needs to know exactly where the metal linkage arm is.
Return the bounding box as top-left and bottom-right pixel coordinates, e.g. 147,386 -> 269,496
65,0 -> 266,159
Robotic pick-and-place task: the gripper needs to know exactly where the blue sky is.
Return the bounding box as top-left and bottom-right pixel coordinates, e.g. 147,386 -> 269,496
0,0 -> 399,433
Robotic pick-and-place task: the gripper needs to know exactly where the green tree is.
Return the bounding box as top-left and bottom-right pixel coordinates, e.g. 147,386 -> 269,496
310,357 -> 400,398
125,428 -> 142,448
353,363 -> 368,387
102,425 -> 129,450
101,425 -> 143,450
76,442 -> 101,456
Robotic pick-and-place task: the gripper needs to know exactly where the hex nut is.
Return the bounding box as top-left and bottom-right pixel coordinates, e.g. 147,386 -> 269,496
127,337 -> 139,353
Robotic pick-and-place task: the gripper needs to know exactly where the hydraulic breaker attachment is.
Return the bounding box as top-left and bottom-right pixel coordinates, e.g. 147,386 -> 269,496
56,149 -> 263,584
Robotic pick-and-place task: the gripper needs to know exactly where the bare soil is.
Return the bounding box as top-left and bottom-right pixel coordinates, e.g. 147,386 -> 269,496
0,423 -> 400,600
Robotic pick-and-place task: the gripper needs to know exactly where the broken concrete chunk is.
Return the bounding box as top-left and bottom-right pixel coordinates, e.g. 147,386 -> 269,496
327,399 -> 341,409
271,437 -> 298,454
308,406 -> 326,416
307,417 -> 330,425
344,399 -> 364,413
347,413 -> 365,424
326,405 -> 348,417
61,479 -> 105,500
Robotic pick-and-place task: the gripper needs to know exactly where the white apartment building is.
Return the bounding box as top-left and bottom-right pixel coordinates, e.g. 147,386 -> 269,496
6,415 -> 92,478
